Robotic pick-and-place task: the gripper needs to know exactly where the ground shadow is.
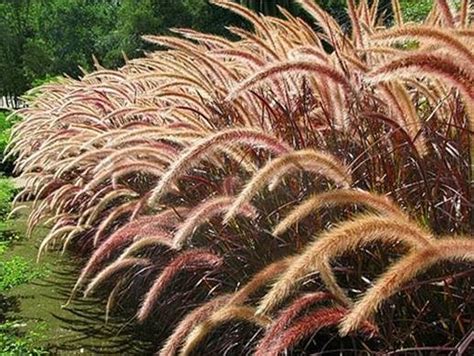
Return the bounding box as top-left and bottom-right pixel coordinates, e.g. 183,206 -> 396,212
7,259 -> 155,355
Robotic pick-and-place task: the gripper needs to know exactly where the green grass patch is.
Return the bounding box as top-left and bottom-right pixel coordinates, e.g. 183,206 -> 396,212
0,221 -> 49,355
0,177 -> 20,254
0,177 -> 15,219
0,224 -> 16,255
0,256 -> 44,292
0,177 -> 49,355
0,321 -> 48,355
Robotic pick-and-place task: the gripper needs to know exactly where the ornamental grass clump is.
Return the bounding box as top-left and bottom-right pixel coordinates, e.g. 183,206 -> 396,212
8,0 -> 473,354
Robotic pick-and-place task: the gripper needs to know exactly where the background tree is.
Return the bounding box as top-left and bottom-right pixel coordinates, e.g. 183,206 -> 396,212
0,0 -> 434,102
0,0 -> 35,100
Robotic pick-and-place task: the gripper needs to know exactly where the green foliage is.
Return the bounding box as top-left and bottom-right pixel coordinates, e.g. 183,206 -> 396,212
239,0 -> 291,17
0,178 -> 47,355
400,0 -> 433,22
0,177 -> 15,218
30,75 -> 62,90
0,221 -> 18,255
0,216 -> 42,293
0,221 -> 39,294
0,320 -> 48,355
0,0 -> 361,97
400,1 -> 462,23
240,0 -> 348,20
0,0 -> 245,96
0,113 -> 12,145
32,1 -> 118,78
0,256 -> 42,292
0,113 -> 20,174
0,177 -> 16,253
98,0 -> 246,67
0,1 -> 31,97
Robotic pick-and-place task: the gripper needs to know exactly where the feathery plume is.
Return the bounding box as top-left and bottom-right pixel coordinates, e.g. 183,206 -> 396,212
92,201 -> 137,246
255,292 -> 334,356
85,188 -> 138,227
116,235 -> 174,261
347,0 -> 364,47
371,26 -> 474,64
227,60 -> 350,101
435,0 -> 455,27
228,257 -> 294,306
369,52 -> 474,100
210,0 -> 274,46
273,189 -> 406,236
460,0 -> 470,28
257,215 -> 433,315
110,162 -> 165,188
293,0 -> 343,39
148,128 -> 290,206
179,305 -> 271,356
84,258 -> 151,298
37,225 -> 78,261
85,161 -> 165,192
137,249 -> 223,322
224,149 -> 352,223
95,145 -> 176,173
173,196 -> 257,249
159,295 -> 232,356
265,307 -> 376,355
69,208 -> 187,302
105,279 -> 125,323
391,0 -> 403,26
340,237 -> 474,335
379,82 -> 427,155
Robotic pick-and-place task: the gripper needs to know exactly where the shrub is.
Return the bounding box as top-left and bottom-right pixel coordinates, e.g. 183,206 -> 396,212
0,112 -> 20,175
8,0 -> 473,354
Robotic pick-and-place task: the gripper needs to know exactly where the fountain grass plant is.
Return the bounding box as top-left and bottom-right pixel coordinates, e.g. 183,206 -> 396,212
7,0 -> 473,354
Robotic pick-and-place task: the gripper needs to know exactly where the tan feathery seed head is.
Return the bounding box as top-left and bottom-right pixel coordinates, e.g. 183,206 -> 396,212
228,256 -> 294,306
459,0 -> 470,27
179,305 -> 271,356
340,237 -> 474,335
69,208 -> 187,302
137,250 -> 222,322
369,52 -> 474,100
172,196 -> 257,249
159,295 -> 232,356
267,306 -> 376,355
92,200 -> 138,247
371,26 -> 474,65
85,188 -> 138,227
391,0 -> 403,26
255,291 -> 335,356
273,189 -> 406,236
84,257 -> 151,298
257,215 -> 433,315
435,0 -> 455,27
116,235 -> 174,262
227,60 -> 350,102
37,225 -> 79,262
148,128 -> 290,206
224,149 -> 352,223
